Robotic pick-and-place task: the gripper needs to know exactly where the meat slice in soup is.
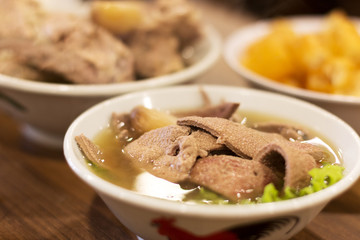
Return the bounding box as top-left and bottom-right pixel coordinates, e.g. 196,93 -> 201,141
190,155 -> 282,201
177,116 -> 321,190
124,125 -> 224,182
177,116 -> 324,161
75,134 -> 106,168
253,143 -> 316,190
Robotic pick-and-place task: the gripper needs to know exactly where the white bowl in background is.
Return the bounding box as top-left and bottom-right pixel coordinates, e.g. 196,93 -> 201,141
0,26 -> 220,148
224,16 -> 360,134
64,85 -> 360,240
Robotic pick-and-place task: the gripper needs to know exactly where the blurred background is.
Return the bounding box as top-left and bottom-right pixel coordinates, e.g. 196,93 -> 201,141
208,0 -> 360,17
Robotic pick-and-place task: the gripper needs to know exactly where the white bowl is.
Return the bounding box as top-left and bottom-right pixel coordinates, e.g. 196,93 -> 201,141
64,85 -> 360,240
0,26 -> 220,148
223,16 -> 360,134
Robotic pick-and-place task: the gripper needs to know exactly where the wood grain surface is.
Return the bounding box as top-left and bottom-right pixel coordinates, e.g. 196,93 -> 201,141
1,1 -> 360,239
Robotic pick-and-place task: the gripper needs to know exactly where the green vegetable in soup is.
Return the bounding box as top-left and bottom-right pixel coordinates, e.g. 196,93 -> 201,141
260,164 -> 344,203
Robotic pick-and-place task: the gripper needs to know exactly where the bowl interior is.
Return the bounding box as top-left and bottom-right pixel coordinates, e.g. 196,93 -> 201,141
64,85 -> 360,217
223,16 -> 360,105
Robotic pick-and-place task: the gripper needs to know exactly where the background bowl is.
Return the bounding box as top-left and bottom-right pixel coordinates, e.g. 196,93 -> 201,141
223,16 -> 360,134
0,26 -> 220,148
64,85 -> 360,240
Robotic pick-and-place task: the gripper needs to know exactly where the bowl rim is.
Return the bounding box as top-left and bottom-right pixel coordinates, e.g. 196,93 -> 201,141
0,26 -> 221,97
63,84 -> 360,218
223,15 -> 360,105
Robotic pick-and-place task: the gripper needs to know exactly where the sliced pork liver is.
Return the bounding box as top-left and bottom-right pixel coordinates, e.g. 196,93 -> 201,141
178,116 -> 321,190
190,155 -> 282,201
253,143 -> 316,190
177,116 -> 324,161
124,125 -> 224,183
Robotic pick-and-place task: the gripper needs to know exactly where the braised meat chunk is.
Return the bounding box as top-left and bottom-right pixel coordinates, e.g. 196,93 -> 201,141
125,0 -> 203,78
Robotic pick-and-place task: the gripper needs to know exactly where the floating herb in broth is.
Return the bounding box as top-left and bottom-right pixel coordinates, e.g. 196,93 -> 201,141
86,108 -> 342,204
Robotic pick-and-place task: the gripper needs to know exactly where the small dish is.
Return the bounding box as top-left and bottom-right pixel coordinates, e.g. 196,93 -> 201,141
224,16 -> 360,133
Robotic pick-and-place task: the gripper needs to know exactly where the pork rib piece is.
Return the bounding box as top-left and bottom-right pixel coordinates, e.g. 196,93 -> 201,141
0,0 -> 134,84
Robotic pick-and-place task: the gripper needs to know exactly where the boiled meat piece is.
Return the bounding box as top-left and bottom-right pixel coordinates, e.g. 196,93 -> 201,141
0,0 -> 134,84
126,0 -> 203,78
0,0 -> 44,40
153,0 -> 203,48
127,29 -> 184,78
190,155 -> 282,201
253,143 -> 316,190
75,134 -> 107,169
178,116 -> 320,190
177,116 -> 324,161
124,125 -> 224,183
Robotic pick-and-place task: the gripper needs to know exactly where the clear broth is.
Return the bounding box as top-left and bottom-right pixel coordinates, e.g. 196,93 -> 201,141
89,110 -> 342,204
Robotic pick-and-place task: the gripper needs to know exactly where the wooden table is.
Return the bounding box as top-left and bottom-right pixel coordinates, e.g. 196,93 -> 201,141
1,1 -> 360,239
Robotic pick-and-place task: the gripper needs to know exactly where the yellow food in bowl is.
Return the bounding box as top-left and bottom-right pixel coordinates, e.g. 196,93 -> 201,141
241,11 -> 360,96
91,1 -> 145,35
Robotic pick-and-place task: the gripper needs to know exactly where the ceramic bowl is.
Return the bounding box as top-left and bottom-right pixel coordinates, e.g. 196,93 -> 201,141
0,25 -> 220,148
223,16 -> 360,134
64,85 -> 360,240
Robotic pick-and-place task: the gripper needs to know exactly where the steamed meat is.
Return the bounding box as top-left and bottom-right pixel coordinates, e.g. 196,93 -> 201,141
153,0 -> 203,48
0,0 -> 50,80
0,0 -> 44,39
0,0 -> 204,83
127,29 -> 184,78
0,9 -> 134,84
0,50 -> 52,81
0,0 -> 134,83
126,0 -> 203,78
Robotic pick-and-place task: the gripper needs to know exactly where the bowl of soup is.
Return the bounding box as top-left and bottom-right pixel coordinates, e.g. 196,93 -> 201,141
64,85 -> 360,240
0,0 -> 220,148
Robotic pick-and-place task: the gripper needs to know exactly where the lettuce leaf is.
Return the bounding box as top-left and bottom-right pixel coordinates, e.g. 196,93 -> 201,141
260,164 -> 344,203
